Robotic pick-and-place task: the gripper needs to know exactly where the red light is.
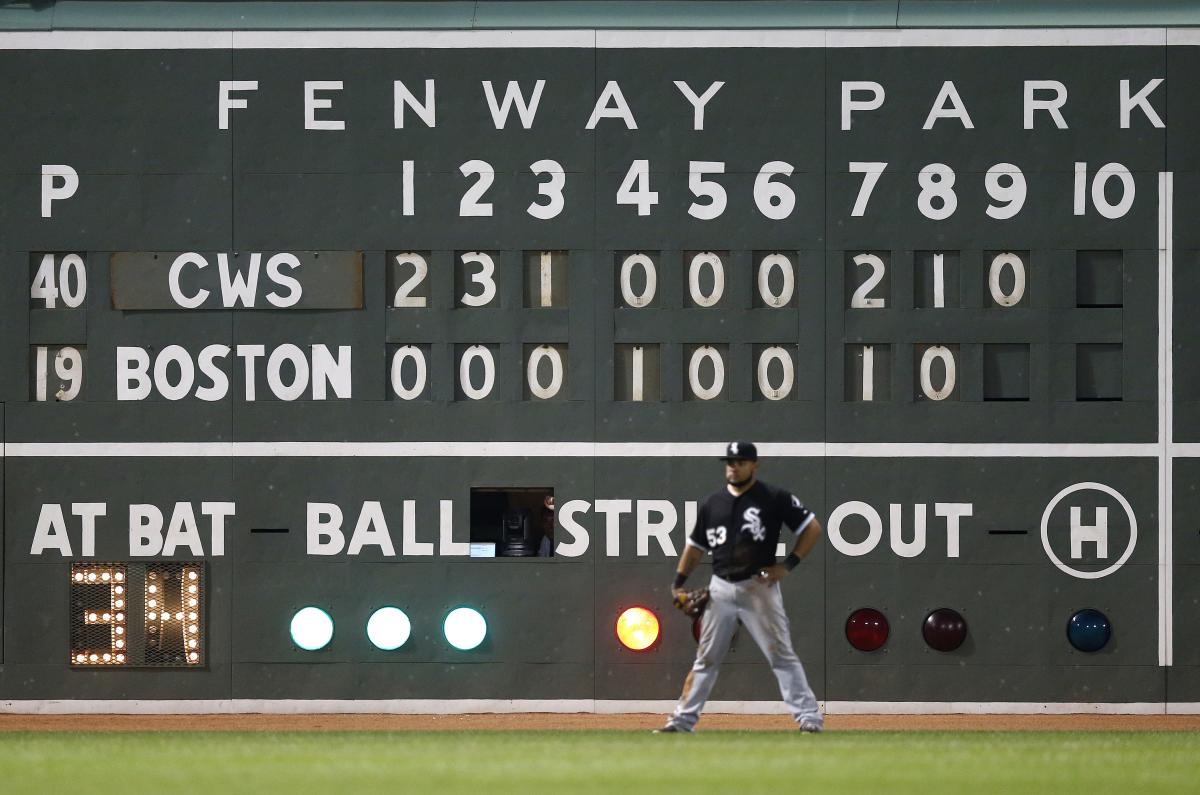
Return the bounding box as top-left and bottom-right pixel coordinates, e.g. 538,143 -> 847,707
616,607 -> 660,651
845,607 -> 889,652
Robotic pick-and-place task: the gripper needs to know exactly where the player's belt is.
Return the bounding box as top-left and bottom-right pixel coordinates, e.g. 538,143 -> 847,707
718,570 -> 757,583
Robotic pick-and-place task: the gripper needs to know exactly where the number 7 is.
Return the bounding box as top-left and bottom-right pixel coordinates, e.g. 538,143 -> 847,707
849,162 -> 887,217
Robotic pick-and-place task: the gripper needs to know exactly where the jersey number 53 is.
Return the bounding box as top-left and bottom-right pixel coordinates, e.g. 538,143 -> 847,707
705,526 -> 727,547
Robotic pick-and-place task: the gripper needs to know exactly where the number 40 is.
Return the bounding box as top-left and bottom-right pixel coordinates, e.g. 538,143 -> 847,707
31,253 -> 87,308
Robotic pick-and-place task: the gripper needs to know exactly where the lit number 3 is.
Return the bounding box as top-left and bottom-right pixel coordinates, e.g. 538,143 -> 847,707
70,565 -> 128,666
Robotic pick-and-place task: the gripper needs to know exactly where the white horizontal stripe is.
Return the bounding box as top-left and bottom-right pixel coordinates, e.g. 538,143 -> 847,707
0,442 -> 1159,458
1167,29 -> 1200,45
1169,443 -> 1200,457
0,28 -> 1180,51
0,699 -> 1191,715
595,30 -> 825,48
0,31 -> 234,50
828,443 -> 1157,458
232,30 -> 595,49
826,28 -> 1165,48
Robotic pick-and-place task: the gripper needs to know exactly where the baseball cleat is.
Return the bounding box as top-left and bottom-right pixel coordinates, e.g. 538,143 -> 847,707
798,721 -> 824,733
652,723 -> 692,734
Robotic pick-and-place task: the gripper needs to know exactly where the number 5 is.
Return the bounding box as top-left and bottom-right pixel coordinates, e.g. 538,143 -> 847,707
687,161 -> 727,220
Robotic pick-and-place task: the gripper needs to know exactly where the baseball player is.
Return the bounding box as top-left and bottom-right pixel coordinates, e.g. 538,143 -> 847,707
656,441 -> 824,733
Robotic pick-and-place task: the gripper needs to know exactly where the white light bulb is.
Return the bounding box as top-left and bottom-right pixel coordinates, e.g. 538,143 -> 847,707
148,585 -> 158,594
147,612 -> 157,621
290,608 -> 334,651
443,607 -> 488,651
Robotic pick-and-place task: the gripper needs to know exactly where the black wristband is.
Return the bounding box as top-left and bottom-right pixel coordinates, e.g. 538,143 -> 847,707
783,552 -> 803,572
673,572 -> 688,589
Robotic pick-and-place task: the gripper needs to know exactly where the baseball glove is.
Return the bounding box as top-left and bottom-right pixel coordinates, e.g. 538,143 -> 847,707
672,587 -> 710,618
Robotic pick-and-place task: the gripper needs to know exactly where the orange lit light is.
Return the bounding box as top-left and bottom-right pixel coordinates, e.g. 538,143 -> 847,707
615,606 -> 660,651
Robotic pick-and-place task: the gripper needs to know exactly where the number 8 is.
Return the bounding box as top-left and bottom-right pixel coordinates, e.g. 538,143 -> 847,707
917,163 -> 957,220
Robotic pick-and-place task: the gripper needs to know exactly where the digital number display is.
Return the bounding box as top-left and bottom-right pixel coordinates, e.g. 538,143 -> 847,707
70,562 -> 205,668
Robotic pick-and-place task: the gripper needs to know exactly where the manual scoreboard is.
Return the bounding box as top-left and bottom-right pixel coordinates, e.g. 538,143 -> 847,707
0,28 -> 1194,707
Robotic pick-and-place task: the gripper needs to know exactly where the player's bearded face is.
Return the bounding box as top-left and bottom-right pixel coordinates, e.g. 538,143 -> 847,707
725,459 -> 757,487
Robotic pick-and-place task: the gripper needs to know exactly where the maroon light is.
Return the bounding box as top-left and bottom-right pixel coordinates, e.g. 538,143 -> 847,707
922,607 -> 968,652
845,608 -> 889,652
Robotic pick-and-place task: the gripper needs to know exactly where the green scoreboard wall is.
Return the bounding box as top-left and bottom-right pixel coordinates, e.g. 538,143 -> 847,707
0,26 -> 1195,709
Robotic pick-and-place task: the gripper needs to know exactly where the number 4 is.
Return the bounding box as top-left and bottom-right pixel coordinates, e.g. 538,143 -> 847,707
617,160 -> 659,216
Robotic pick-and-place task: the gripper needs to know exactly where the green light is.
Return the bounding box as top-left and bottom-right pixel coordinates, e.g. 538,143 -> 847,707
290,606 -> 334,651
443,607 -> 486,650
367,607 -> 411,651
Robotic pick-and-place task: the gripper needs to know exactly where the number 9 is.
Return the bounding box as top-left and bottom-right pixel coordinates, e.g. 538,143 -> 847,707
985,163 -> 1026,220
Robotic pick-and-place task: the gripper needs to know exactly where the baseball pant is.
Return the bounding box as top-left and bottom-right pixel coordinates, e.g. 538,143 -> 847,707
668,574 -> 822,731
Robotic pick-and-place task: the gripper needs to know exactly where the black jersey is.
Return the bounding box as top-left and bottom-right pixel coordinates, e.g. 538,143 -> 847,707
686,480 -> 815,581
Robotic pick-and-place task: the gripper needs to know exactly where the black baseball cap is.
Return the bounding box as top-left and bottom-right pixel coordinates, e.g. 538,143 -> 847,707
719,441 -> 758,461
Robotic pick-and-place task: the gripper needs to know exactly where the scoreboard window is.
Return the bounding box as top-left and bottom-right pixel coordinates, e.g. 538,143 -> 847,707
1076,344 -> 1123,401
914,251 -> 960,309
845,251 -> 890,309
914,344 -> 960,402
615,344 -> 662,401
984,252 -> 1030,309
1076,251 -> 1124,309
469,488 -> 554,558
983,344 -> 1031,402
522,250 -> 568,308
845,344 -> 891,402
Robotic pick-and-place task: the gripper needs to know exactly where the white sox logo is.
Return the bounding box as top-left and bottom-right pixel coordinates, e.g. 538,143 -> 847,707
741,507 -> 765,541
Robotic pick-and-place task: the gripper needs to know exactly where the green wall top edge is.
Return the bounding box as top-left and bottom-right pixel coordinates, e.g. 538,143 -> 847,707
3,1 -> 1200,32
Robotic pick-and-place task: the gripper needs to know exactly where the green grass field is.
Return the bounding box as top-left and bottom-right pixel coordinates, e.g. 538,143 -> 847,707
2,731 -> 1197,795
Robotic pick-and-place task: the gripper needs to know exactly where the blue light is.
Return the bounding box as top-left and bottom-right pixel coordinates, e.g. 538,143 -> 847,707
1067,608 -> 1111,653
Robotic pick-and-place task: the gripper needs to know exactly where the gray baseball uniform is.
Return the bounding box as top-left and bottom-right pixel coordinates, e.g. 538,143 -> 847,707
666,479 -> 822,731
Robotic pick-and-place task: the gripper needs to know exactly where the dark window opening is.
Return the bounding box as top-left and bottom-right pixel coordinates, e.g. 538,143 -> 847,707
469,488 -> 555,558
